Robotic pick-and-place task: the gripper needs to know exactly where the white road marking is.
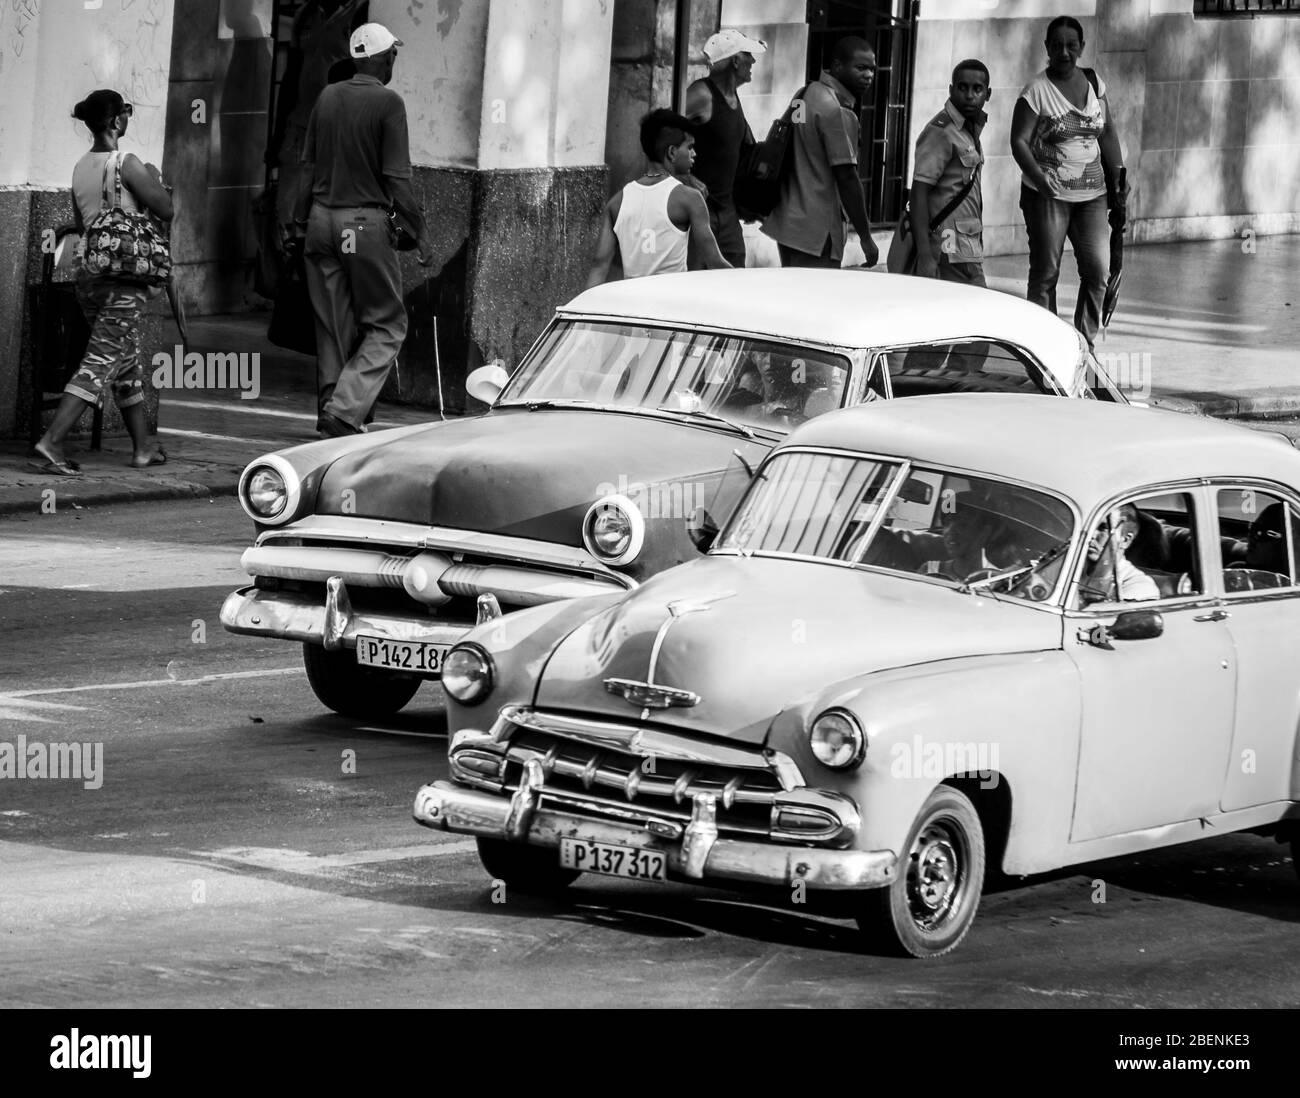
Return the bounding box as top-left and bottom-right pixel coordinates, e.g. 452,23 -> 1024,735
354,725 -> 448,739
208,841 -> 478,872
1,667 -> 302,698
167,399 -> 315,422
159,426 -> 291,446
0,696 -> 87,723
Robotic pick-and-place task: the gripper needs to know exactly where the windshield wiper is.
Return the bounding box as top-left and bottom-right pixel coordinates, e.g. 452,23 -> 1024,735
515,398 -> 599,411
964,538 -> 1073,596
653,405 -> 756,440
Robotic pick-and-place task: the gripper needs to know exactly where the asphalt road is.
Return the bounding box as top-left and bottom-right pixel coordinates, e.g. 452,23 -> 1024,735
1,498 -> 1297,1010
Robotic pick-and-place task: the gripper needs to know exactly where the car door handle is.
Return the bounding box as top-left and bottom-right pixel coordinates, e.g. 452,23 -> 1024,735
1193,609 -> 1229,623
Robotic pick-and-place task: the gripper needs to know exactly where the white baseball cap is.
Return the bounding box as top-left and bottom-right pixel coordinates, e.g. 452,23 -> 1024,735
702,28 -> 767,65
350,23 -> 404,59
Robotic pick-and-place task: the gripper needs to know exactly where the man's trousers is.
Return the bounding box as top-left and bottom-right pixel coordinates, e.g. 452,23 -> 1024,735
304,204 -> 408,428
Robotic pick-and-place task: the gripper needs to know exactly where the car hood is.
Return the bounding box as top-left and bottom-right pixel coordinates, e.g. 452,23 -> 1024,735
314,408 -> 763,536
533,555 -> 1062,744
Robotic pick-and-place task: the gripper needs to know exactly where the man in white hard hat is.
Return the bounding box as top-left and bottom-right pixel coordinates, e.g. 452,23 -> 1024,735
684,28 -> 766,267
291,22 -> 432,437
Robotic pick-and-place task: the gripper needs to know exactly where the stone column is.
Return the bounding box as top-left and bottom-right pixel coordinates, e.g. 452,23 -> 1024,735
370,0 -> 615,414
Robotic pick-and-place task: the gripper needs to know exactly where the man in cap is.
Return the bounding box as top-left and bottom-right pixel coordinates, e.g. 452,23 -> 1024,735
684,28 -> 766,268
291,21 -> 432,437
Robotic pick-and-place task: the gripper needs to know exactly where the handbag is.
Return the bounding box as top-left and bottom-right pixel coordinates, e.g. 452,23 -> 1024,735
886,168 -> 979,275
733,84 -> 809,222
387,207 -> 420,252
83,151 -> 172,286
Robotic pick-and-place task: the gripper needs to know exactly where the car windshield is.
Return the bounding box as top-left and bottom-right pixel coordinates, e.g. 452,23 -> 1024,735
499,320 -> 853,433
717,451 -> 1076,600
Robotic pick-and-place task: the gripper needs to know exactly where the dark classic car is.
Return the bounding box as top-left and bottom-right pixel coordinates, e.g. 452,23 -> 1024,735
221,270 -> 1127,718
415,395 -> 1300,957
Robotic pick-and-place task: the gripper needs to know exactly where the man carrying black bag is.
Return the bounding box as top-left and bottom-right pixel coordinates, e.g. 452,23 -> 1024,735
905,60 -> 991,285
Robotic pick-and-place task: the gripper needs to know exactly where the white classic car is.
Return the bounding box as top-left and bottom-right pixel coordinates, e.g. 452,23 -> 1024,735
222,270 -> 1127,719
415,395 -> 1300,957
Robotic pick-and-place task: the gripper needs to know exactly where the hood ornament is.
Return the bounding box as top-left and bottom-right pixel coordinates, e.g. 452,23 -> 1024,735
603,678 -> 700,710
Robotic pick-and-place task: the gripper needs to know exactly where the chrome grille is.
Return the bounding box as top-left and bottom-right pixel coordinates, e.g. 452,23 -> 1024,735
501,728 -> 783,838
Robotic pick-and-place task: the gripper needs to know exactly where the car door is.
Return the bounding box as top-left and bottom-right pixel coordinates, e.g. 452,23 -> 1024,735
1210,482 -> 1300,812
1064,486 -> 1237,842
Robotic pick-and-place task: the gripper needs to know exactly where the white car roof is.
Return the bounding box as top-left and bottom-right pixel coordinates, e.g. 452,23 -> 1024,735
560,269 -> 1085,384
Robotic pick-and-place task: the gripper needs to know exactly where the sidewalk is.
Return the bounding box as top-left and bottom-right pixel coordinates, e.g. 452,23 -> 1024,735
2,234 -> 1297,517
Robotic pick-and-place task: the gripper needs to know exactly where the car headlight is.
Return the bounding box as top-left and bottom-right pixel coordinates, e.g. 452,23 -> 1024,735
582,493 -> 645,566
442,644 -> 494,705
809,709 -> 866,770
238,456 -> 302,526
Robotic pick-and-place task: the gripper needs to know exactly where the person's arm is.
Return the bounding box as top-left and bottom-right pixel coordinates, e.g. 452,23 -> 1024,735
1010,97 -> 1055,195
678,186 -> 732,270
585,196 -> 620,287
379,96 -> 433,266
684,77 -> 712,126
832,164 -> 876,266
910,179 -> 938,276
119,154 -> 174,221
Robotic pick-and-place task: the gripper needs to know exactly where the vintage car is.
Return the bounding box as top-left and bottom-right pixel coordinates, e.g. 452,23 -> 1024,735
414,394 -> 1300,957
221,270 -> 1127,719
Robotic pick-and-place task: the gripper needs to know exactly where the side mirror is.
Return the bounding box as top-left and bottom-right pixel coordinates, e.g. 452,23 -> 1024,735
687,506 -> 718,554
466,362 -> 510,405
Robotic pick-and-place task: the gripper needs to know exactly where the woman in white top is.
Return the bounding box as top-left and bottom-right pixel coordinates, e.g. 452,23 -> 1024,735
1010,15 -> 1128,351
32,89 -> 174,477
586,109 -> 731,287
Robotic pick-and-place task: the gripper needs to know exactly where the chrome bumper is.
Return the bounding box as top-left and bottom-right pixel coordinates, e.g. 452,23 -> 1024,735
412,777 -> 896,891
220,583 -> 472,654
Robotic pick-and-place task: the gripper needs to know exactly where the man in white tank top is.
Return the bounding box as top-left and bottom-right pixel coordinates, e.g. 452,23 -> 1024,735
587,109 -> 732,286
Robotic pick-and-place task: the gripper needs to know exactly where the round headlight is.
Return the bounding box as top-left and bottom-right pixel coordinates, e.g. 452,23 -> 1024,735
238,456 -> 302,526
442,644 -> 494,705
581,493 -> 645,566
809,709 -> 866,770
246,468 -> 287,518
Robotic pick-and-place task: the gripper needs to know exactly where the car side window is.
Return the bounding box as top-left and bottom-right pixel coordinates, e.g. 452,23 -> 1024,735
886,340 -> 1055,398
1215,487 -> 1300,594
1074,492 -> 1202,609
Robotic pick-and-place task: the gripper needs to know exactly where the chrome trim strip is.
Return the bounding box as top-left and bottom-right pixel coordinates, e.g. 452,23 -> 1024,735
256,516 -> 637,589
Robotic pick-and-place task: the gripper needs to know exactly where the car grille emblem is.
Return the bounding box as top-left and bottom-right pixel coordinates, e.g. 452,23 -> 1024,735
603,678 -> 700,710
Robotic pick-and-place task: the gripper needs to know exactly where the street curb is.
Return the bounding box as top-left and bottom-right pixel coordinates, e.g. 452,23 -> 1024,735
0,472 -> 241,517
1151,389 -> 1300,421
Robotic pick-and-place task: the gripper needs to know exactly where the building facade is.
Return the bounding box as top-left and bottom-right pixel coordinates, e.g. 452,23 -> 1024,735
2,0 -> 1297,437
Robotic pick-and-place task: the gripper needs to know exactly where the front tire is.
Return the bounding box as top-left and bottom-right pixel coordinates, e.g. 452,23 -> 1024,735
302,642 -> 422,718
856,785 -> 985,958
476,838 -> 579,896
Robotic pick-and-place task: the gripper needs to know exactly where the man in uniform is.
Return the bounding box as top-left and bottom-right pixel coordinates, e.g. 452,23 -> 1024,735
292,22 -> 432,437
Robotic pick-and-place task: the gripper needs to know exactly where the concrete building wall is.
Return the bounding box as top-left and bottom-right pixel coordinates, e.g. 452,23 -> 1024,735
909,0 -> 1300,255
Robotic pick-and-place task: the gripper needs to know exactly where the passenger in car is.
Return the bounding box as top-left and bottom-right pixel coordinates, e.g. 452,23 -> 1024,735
1079,504 -> 1159,604
914,489 -> 1006,579
1226,502 -> 1289,577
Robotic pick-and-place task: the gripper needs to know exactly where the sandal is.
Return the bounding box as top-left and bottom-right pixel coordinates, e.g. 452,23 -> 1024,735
31,442 -> 80,472
28,458 -> 84,478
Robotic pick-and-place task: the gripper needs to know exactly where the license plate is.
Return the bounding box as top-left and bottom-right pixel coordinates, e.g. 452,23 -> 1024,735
560,838 -> 667,882
355,636 -> 450,674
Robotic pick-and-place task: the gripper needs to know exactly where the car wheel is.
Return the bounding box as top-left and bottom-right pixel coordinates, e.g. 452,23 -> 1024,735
856,785 -> 985,958
476,838 -> 579,896
301,642 -> 422,718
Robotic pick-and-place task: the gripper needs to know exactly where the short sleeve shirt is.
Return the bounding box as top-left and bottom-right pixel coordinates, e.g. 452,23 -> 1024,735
762,71 -> 860,260
912,100 -> 985,262
1018,69 -> 1108,203
302,74 -> 412,208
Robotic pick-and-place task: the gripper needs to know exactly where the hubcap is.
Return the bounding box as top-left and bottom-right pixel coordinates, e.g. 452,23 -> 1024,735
906,818 -> 966,931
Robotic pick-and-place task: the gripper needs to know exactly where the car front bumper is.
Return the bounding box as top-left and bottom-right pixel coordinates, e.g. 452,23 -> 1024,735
413,777 -> 897,891
220,584 -> 473,659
